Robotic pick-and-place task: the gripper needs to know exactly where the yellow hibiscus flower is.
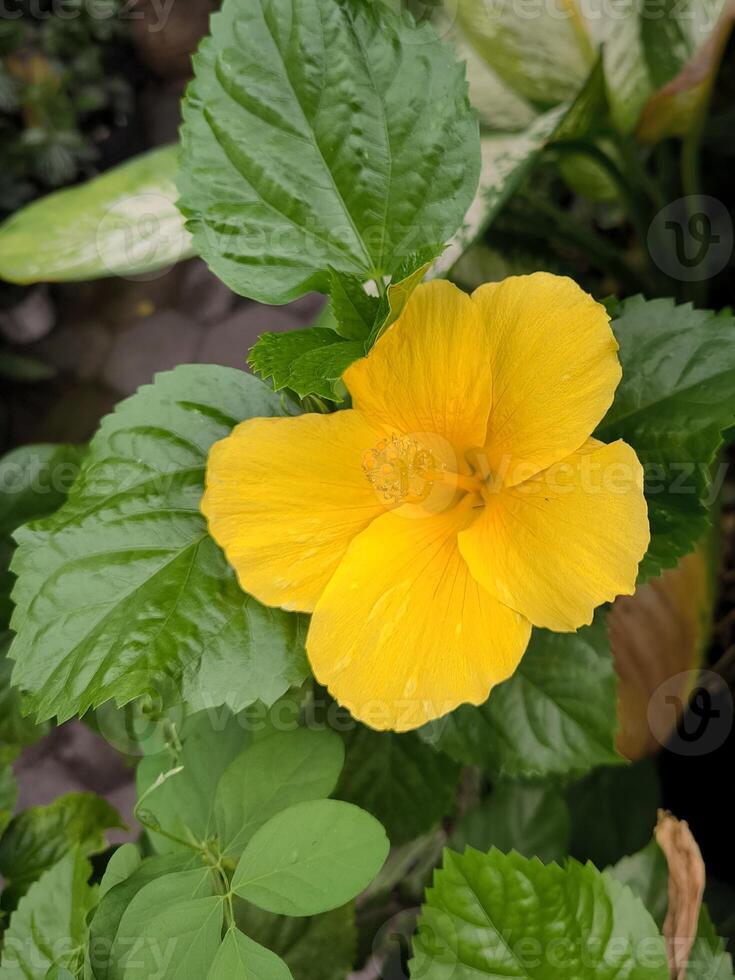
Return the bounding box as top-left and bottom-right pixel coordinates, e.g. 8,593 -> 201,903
202,272 -> 650,732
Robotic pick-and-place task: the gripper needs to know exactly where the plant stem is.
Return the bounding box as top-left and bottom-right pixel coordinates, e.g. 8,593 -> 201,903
373,277 -> 387,301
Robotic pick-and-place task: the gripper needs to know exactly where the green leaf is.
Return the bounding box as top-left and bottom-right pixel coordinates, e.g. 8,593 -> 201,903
410,848 -> 669,980
420,612 -> 620,780
235,902 -> 357,980
455,0 -> 595,105
0,792 -> 123,903
89,856 -> 205,980
120,897 -> 224,980
249,327 -> 360,401
232,799 -> 389,916
136,705 -> 314,854
600,4 -> 653,134
178,0 -> 479,304
249,327 -> 342,390
336,726 -> 459,846
0,849 -> 97,980
443,17 -> 537,132
8,365 -> 309,722
1,632 -> 47,758
0,764 -> 16,837
610,841 -> 735,979
638,8 -> 734,141
98,844 -> 142,899
609,838 -> 669,926
251,247 -> 439,399
599,297 -> 735,579
0,444 -> 85,631
367,245 -> 442,346
279,340 -> 365,401
0,146 -> 192,285
450,783 -> 571,864
214,727 -> 345,857
328,270 -> 380,342
136,708 -> 258,853
566,759 -> 661,870
208,928 -> 294,980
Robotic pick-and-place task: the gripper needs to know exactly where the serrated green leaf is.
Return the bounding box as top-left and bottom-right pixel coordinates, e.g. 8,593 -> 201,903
599,297 -> 735,579
689,910 -> 735,980
208,927 -> 294,980
232,799 -> 389,916
249,327 -> 338,387
282,340 -> 365,401
0,792 -> 122,905
328,270 -> 380,342
235,902 -> 357,980
178,0 -> 479,304
8,365 -> 309,723
0,763 -> 16,837
0,444 -> 84,631
249,326 -> 364,401
1,632 -> 47,759
0,146 -> 192,285
450,783 -> 570,864
410,847 -> 669,979
420,613 -> 620,780
214,727 -> 345,857
566,759 -> 660,870
336,726 -> 459,846
0,850 -> 97,980
88,856 -> 204,980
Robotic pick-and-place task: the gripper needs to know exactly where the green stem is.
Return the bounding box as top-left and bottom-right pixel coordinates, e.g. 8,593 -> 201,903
212,863 -> 236,929
373,277 -> 387,301
613,135 -> 667,211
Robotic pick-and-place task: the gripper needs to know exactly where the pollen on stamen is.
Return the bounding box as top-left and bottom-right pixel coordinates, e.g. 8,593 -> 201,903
362,435 -> 443,504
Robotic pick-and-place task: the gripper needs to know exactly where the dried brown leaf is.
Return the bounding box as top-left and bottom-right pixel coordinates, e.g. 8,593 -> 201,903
655,810 -> 706,980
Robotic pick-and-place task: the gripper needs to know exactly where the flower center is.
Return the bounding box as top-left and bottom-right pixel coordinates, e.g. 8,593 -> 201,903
362,435 -> 441,504
362,435 -> 484,504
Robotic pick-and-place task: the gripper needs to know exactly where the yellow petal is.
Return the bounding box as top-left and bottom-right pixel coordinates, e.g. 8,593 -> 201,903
307,497 -> 531,732
202,410 -> 389,613
472,273 -> 621,485
344,281 -> 492,464
458,439 -> 650,632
